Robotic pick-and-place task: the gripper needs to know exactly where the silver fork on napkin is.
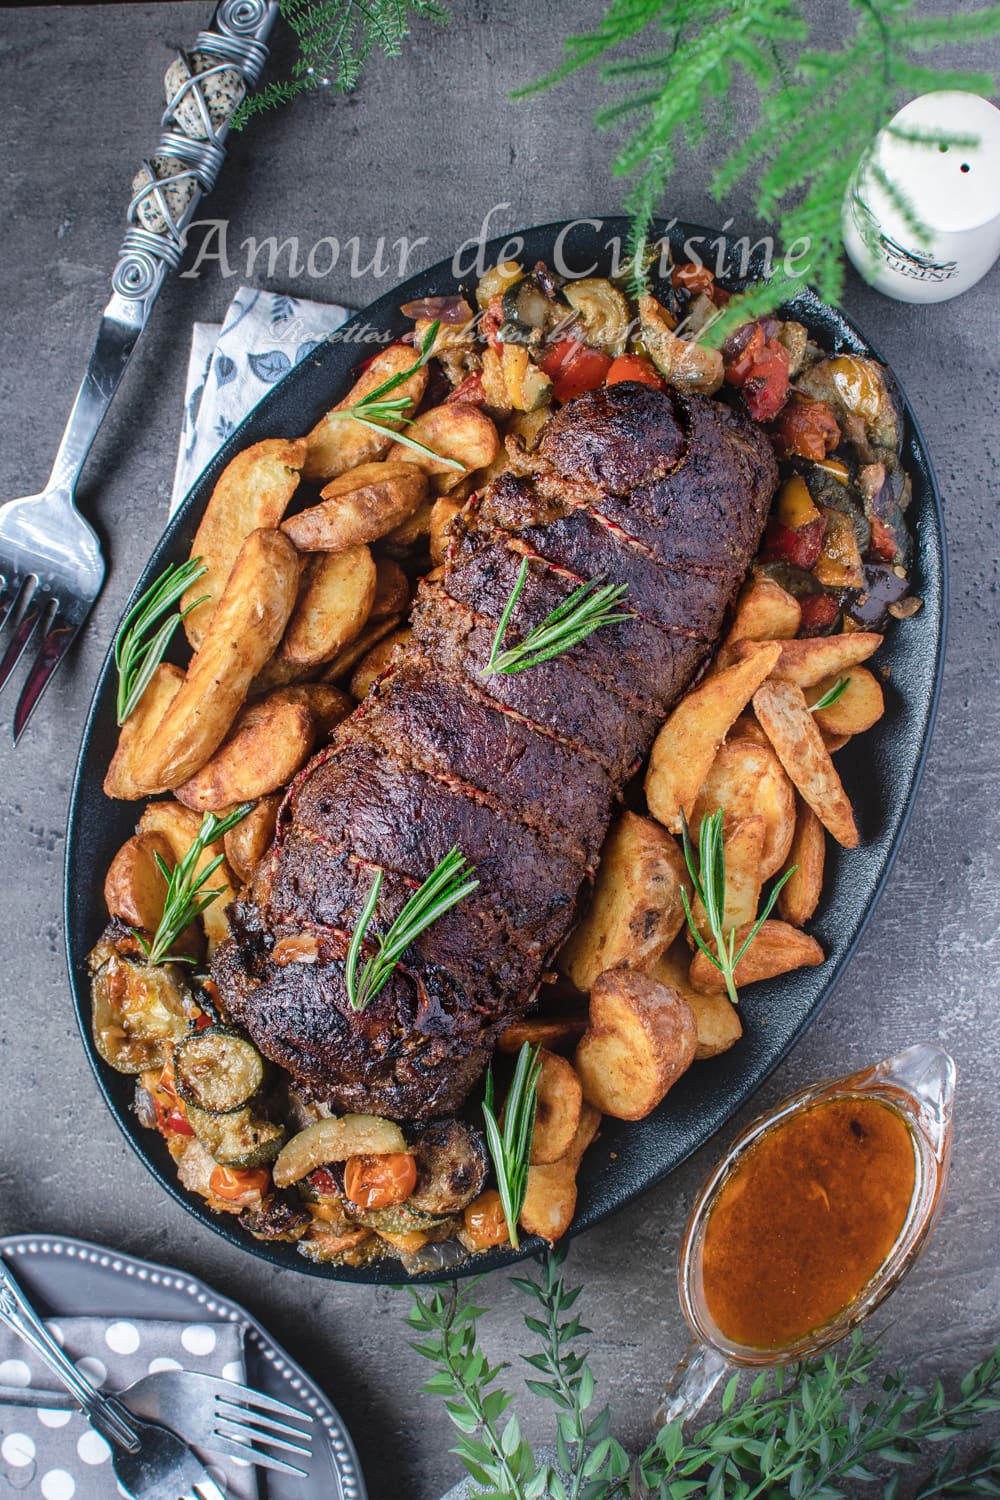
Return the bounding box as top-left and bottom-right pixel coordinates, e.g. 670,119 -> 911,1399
0,0 -> 278,743
0,1261 -> 225,1500
0,1368 -> 314,1477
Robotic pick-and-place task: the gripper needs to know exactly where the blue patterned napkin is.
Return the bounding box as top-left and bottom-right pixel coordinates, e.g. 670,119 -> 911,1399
171,285 -> 350,514
0,1316 -> 256,1498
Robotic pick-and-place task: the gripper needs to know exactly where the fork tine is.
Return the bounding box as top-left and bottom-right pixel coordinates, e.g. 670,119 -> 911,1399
207,1429 -> 310,1479
212,1414 -> 312,1458
0,578 -> 41,696
0,577 -> 18,633
208,1380 -> 314,1424
214,1397 -> 314,1440
13,601 -> 87,743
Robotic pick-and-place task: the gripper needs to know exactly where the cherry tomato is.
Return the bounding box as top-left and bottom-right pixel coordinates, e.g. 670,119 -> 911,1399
209,1166 -> 271,1206
343,1152 -> 417,1211
799,594 -> 840,633
307,1166 -> 340,1198
671,262 -> 716,297
463,1189 -> 511,1250
604,354 -> 666,390
538,339 -> 612,402
761,516 -> 826,571
773,394 -> 841,461
724,323 -> 790,421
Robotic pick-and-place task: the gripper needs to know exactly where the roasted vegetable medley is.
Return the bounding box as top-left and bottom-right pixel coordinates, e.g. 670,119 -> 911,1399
91,251 -> 919,1272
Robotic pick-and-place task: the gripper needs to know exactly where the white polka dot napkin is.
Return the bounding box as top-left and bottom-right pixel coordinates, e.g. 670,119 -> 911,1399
0,1316 -> 258,1498
170,285 -> 350,515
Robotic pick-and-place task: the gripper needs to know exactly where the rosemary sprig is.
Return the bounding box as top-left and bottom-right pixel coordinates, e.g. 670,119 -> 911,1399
345,846 -> 479,1011
681,808 -> 796,1006
810,674 -> 851,712
136,805 -> 252,966
330,319 -> 465,472
481,1042 -> 542,1250
482,557 -> 631,676
114,558 -> 208,724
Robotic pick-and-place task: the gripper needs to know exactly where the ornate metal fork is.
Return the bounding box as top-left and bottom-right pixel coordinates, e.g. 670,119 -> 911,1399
0,0 -> 279,743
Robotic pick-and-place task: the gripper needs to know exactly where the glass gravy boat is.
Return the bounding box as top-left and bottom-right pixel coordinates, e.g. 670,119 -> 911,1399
655,1042 -> 956,1428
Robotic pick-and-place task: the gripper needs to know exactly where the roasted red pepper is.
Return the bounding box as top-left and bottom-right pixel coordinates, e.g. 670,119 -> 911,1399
761,516 -> 826,571
445,372 -> 486,406
538,339 -> 613,402
604,353 -> 666,390
773,394 -> 841,461
672,262 -> 730,307
724,322 -> 790,421
799,594 -> 840,633
868,515 -> 902,564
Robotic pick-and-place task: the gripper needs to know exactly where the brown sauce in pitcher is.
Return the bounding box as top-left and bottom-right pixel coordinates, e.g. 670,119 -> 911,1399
701,1095 -> 917,1351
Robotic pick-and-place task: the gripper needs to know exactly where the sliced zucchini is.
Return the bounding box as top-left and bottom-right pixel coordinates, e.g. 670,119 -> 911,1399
186,1104 -> 285,1168
174,1027 -> 264,1114
500,273 -> 563,346
88,935 -> 191,1075
347,1200 -> 454,1236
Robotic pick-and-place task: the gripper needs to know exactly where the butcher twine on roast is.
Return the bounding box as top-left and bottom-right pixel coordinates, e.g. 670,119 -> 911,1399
214,381 -> 779,1120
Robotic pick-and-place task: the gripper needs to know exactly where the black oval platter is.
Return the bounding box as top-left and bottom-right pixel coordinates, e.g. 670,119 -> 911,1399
65,218 -> 947,1282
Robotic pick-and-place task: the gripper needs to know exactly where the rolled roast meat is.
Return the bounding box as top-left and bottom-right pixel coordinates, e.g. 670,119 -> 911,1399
214,381 -> 778,1119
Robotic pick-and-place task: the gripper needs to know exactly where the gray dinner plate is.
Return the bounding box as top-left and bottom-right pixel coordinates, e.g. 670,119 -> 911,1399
0,1234 -> 366,1499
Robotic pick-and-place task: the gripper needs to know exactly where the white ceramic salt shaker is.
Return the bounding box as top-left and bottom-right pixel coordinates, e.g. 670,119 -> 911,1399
843,91 -> 1000,303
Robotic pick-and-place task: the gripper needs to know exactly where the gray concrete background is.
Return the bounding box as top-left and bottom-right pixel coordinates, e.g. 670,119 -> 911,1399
1,4 -> 998,1496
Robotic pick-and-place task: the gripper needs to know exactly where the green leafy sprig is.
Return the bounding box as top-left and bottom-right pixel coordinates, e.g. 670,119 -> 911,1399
114,558 -> 207,725
232,0 -> 448,127
483,557 -> 631,676
410,1250 -> 1000,1500
136,805 -> 251,966
345,846 -> 479,1011
810,674 -> 851,712
680,807 -> 795,1006
331,319 -> 465,471
482,1042 -> 542,1251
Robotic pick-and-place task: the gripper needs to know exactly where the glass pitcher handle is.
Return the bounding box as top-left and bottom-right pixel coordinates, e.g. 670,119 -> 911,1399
654,1341 -> 731,1429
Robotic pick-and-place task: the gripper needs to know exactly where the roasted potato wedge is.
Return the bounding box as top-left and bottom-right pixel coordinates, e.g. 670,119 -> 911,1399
645,643 -> 782,833
649,943 -> 742,1061
753,678 -> 859,848
519,1103 -> 600,1245
224,793 -> 282,885
716,577 -> 801,667
734,631 -> 883,688
777,797 -> 826,927
496,1015 -> 588,1055
182,438 -> 306,649
349,626 -> 411,701
530,1050 -> 584,1165
174,690 -> 317,812
104,832 -> 173,932
558,812 -> 690,992
691,738 -> 796,880
387,402 -> 499,495
321,613 -> 403,683
689,919 -> 824,994
370,557 -> 410,622
138,801 -> 236,952
574,969 -> 697,1121
281,682 -> 354,738
280,546 -> 377,666
283,463 -> 428,552
133,530 -> 300,793
103,663 -> 184,801
689,816 -> 765,939
429,496 -> 463,565
302,346 -> 430,483
805,667 -> 885,735
383,498 -> 434,550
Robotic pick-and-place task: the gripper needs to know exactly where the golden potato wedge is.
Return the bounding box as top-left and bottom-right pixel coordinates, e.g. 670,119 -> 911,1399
753,678 -> 858,848
558,812 -> 690,992
691,738 -> 795,880
103,663 -> 184,801
530,1050 -> 584,1165
302,346 -> 430,483
349,626 -> 411,701
716,577 -> 801,668
182,438 -> 306,649
280,546 -> 377,666
805,666 -> 885,735
726,713 -> 770,749
645,643 -> 782,833
370,556 -> 410,621
574,969 -> 697,1121
320,613 -> 403,683
104,831 -> 173,931
224,793 -> 281,884
429,496 -> 463,565
383,498 -> 434,550
689,919 -> 825,994
280,682 -> 354,738
133,530 -> 300,793
823,730 -> 852,754
734,631 -> 883,688
777,798 -> 826,927
649,943 -> 742,1060
387,403 -> 500,494
519,1103 -> 600,1244
138,801 -> 236,952
174,691 -> 317,812
496,1015 -> 588,1055
689,816 -> 765,939
282,463 -> 428,552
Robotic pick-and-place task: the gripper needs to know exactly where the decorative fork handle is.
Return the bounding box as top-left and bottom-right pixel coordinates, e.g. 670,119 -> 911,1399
45,0 -> 280,500
0,1262 -> 139,1451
